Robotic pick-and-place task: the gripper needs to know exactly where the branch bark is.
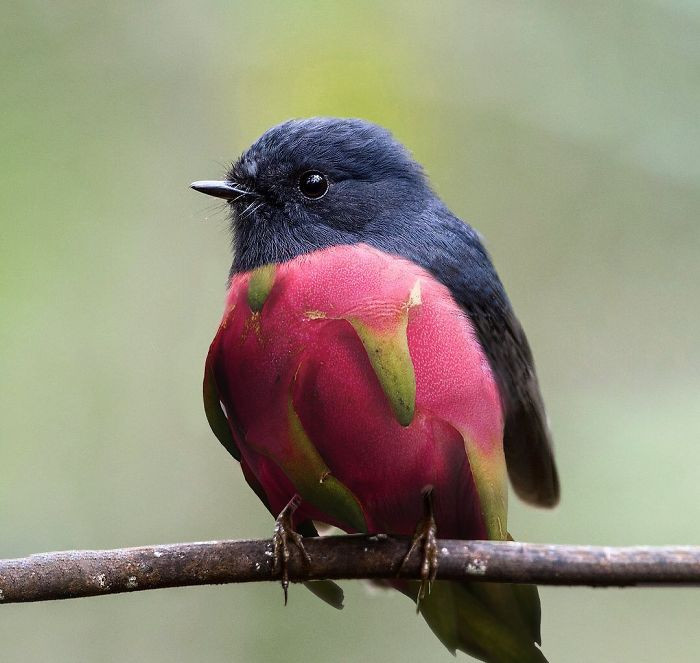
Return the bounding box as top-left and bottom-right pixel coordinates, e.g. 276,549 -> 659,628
1,536 -> 699,604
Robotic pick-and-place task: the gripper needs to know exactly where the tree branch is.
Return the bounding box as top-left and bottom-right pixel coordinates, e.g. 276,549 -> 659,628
1,536 -> 699,604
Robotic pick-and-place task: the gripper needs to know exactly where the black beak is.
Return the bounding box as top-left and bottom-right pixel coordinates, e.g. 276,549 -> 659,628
190,180 -> 251,200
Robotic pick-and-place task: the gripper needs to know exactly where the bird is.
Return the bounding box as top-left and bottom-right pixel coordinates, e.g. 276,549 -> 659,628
192,117 -> 559,662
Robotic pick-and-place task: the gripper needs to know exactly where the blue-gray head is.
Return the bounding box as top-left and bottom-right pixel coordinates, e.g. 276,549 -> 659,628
192,118 -> 438,273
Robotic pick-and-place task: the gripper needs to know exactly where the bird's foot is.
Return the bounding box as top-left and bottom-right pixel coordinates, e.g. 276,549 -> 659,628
273,494 -> 311,605
400,485 -> 439,609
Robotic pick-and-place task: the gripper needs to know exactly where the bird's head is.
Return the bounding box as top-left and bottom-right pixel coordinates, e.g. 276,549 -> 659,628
192,118 -> 434,274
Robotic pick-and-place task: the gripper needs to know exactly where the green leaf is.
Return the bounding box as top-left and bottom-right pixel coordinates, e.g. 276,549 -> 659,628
283,398 -> 367,533
203,351 -> 240,461
247,263 -> 276,312
348,312 -> 416,427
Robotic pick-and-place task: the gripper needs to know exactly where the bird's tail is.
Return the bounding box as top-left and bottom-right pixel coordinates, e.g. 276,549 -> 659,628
402,579 -> 547,662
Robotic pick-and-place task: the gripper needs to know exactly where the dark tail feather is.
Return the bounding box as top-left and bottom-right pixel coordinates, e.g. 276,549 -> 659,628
408,579 -> 547,662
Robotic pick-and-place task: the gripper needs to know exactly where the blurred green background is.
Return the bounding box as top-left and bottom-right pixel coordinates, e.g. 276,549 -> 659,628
2,1 -> 699,661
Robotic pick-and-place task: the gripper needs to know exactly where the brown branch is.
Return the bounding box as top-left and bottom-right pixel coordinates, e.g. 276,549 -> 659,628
1,536 -> 699,604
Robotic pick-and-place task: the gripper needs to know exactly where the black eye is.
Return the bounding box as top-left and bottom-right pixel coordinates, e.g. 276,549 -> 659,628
298,171 -> 329,199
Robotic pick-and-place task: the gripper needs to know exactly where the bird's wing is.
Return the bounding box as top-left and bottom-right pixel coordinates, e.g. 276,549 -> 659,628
417,221 -> 560,507
469,288 -> 560,507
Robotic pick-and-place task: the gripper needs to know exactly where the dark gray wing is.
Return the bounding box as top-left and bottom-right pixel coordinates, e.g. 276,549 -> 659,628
440,219 -> 559,507
379,211 -> 560,507
468,287 -> 560,507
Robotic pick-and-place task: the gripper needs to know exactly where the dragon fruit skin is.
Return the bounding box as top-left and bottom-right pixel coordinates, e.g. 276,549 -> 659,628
206,243 -> 508,542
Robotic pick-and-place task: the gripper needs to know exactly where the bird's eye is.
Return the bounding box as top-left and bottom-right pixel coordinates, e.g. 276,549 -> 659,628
298,171 -> 329,199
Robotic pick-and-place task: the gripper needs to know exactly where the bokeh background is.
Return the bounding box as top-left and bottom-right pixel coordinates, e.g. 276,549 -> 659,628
2,2 -> 699,661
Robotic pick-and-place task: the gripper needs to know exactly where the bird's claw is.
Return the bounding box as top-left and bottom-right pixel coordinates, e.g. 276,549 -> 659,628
399,486 -> 439,609
272,494 -> 311,605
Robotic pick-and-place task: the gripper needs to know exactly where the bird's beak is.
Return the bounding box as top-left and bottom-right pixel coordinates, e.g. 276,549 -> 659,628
190,180 -> 245,200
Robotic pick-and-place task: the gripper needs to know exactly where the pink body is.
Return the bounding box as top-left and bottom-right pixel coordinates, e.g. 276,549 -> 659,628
208,244 -> 506,540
